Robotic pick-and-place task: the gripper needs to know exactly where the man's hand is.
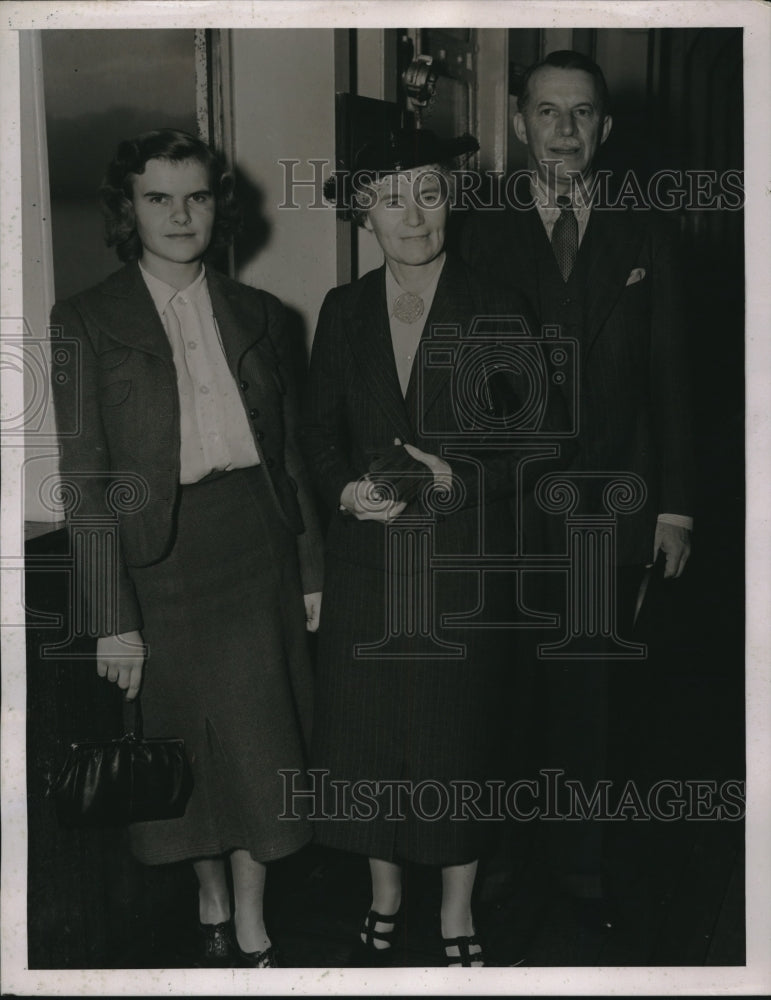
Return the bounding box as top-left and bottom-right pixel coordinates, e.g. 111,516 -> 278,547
340,479 -> 407,522
96,630 -> 146,701
304,592 -> 322,632
652,522 -> 692,579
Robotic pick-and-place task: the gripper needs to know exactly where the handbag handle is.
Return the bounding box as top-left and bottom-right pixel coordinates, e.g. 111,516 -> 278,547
122,696 -> 144,740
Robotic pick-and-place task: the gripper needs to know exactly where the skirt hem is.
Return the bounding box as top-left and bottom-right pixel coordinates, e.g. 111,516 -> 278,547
130,830 -> 313,867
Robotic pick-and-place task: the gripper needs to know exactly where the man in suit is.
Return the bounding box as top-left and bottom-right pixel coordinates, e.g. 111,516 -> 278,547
460,50 -> 694,923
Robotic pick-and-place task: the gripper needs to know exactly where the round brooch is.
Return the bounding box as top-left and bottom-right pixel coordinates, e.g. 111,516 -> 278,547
393,291 -> 425,324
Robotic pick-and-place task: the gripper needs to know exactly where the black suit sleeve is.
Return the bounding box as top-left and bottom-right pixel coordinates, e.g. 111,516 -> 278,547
648,216 -> 695,517
263,293 -> 324,594
302,288 -> 361,513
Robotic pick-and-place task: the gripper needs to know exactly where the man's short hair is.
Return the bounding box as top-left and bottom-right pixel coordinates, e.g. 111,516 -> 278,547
100,128 -> 240,262
517,50 -> 610,117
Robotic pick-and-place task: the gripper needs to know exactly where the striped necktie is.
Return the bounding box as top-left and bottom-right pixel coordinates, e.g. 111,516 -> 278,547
551,196 -> 579,281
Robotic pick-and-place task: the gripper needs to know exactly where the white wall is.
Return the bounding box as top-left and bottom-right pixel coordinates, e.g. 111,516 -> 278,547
19,31 -> 62,526
354,29 -> 395,278
230,29 -> 338,350
595,29 -> 651,108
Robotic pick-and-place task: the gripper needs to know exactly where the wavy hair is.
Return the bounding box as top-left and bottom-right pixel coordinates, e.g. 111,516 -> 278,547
345,163 -> 455,228
100,129 -> 241,262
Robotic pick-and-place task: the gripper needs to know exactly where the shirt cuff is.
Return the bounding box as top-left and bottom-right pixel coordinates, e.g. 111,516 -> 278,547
657,513 -> 693,530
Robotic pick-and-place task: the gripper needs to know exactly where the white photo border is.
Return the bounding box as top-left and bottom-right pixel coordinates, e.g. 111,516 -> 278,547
1,1 -> 769,995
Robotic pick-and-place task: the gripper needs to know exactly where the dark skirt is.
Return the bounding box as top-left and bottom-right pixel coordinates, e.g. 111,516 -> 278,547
128,465 -> 312,866
311,542 -> 513,867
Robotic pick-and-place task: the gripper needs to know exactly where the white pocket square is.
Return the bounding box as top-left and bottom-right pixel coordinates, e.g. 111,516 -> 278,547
626,267 -> 646,286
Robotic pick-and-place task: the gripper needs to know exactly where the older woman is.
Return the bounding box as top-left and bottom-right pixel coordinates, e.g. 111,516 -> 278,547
50,129 -> 322,968
303,128 -> 554,967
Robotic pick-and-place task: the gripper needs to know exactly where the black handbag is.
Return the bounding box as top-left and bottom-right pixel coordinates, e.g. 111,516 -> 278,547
49,698 -> 194,828
367,444 -> 435,505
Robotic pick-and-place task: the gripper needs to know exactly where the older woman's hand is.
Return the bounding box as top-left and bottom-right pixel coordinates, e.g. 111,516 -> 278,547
340,479 -> 407,522
403,443 -> 453,492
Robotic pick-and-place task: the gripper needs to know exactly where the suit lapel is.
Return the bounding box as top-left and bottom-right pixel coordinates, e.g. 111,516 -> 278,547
501,181 -> 543,298
503,189 -> 646,367
206,269 -> 272,377
346,267 -> 414,442
581,208 -> 646,360
405,255 -> 475,425
94,262 -> 172,358
499,192 -> 556,330
95,263 -> 274,377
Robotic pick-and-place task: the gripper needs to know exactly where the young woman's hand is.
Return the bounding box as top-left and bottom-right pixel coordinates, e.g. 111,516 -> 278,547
96,630 -> 146,701
304,592 -> 322,632
339,479 -> 407,522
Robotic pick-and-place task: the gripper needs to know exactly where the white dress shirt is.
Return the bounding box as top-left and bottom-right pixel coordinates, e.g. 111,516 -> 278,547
531,175 -> 593,246
140,263 -> 260,484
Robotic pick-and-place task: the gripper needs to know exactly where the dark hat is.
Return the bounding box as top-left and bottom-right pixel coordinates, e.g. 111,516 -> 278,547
324,127 -> 479,215
354,127 -> 478,173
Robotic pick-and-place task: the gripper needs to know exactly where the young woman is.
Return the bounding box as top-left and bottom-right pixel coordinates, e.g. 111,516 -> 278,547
50,129 -> 322,968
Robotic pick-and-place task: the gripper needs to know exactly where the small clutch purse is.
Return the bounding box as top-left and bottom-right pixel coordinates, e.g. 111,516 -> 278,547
367,444 -> 435,505
49,698 -> 194,828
